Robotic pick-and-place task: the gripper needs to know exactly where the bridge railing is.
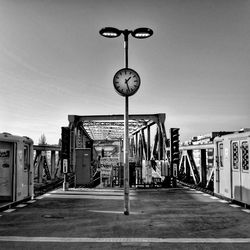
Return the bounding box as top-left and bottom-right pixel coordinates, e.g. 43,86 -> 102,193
33,145 -> 61,184
178,143 -> 215,189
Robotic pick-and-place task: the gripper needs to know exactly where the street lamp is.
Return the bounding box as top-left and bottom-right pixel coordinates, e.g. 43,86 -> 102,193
99,27 -> 153,215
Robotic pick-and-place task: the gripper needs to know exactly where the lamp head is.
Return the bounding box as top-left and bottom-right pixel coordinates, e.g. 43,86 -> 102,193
99,27 -> 122,38
132,28 -> 153,39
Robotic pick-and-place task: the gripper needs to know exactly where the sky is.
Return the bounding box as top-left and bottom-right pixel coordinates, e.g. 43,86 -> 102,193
0,0 -> 250,145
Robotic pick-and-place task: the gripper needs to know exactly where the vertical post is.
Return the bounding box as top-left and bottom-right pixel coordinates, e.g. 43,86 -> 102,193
124,30 -> 130,215
63,173 -> 67,191
62,159 -> 69,191
184,155 -> 187,179
147,126 -> 151,161
124,95 -> 130,215
158,125 -> 162,160
38,152 -> 43,183
186,151 -> 192,183
99,158 -> 103,188
135,133 -> 138,160
62,126 -> 70,190
124,30 -> 129,68
51,150 -> 56,179
200,149 -> 207,187
160,122 -> 166,162
72,127 -> 77,187
141,130 -> 147,160
119,139 -> 123,187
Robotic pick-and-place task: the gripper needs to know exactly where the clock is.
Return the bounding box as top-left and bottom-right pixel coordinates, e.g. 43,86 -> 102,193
113,68 -> 141,97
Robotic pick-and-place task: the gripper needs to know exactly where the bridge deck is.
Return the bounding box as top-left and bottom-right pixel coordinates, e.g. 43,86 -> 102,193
1,186 -> 250,249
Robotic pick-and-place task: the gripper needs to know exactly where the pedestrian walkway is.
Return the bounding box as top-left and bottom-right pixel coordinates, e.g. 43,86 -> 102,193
0,186 -> 250,249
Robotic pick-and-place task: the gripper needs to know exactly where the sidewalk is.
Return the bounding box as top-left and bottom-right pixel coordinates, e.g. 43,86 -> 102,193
0,186 -> 250,249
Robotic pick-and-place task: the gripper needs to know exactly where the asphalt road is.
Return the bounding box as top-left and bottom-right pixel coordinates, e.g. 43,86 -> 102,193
1,186 -> 250,249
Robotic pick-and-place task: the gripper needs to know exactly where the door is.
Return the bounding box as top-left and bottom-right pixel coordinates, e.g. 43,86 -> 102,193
231,141 -> 241,201
75,148 -> 91,185
231,140 -> 250,203
0,142 -> 13,201
216,142 -> 223,194
16,143 -> 30,201
217,142 -> 225,193
23,144 -> 30,197
240,140 -> 249,204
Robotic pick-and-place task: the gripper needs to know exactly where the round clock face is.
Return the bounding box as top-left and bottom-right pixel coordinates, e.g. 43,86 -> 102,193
113,68 -> 141,97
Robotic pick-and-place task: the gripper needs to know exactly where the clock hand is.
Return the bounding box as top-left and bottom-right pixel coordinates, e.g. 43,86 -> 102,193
125,82 -> 131,92
124,77 -> 131,84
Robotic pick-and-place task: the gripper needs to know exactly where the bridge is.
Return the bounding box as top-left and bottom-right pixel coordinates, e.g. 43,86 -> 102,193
62,113 -> 172,188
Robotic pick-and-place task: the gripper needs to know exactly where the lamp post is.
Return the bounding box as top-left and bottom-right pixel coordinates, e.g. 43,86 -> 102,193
99,27 -> 153,215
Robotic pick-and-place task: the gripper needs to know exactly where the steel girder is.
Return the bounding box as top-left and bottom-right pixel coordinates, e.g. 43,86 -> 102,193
68,113 -> 167,160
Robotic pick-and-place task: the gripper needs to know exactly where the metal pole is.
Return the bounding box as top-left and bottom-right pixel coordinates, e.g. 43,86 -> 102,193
124,95 -> 130,215
63,172 -> 68,191
124,30 -> 129,68
123,30 -> 130,215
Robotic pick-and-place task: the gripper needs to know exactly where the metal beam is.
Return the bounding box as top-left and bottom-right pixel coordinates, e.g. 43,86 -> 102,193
69,113 -> 165,123
180,143 -> 215,151
131,120 -> 155,136
153,129 -> 159,159
186,153 -> 198,185
141,130 -> 147,160
147,126 -> 151,160
34,145 -> 61,151
200,149 -> 207,187
70,114 -> 165,142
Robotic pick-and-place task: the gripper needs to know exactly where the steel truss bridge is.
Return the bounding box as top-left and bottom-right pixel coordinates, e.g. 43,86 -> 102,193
67,113 -> 168,185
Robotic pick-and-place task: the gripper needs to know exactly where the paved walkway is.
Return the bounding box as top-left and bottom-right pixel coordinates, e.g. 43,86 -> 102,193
0,186 -> 250,249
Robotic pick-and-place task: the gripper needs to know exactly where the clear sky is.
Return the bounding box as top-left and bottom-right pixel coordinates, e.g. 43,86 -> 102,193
1,0 -> 250,144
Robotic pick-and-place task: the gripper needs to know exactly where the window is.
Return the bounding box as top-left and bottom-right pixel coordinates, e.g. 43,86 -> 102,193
218,143 -> 223,168
24,145 -> 30,171
232,142 -> 239,170
241,141 -> 249,171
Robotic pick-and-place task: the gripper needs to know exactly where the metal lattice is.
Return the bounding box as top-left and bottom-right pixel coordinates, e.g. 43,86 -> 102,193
68,113 -> 166,158
242,141 -> 249,171
82,120 -> 148,141
232,142 -> 239,169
